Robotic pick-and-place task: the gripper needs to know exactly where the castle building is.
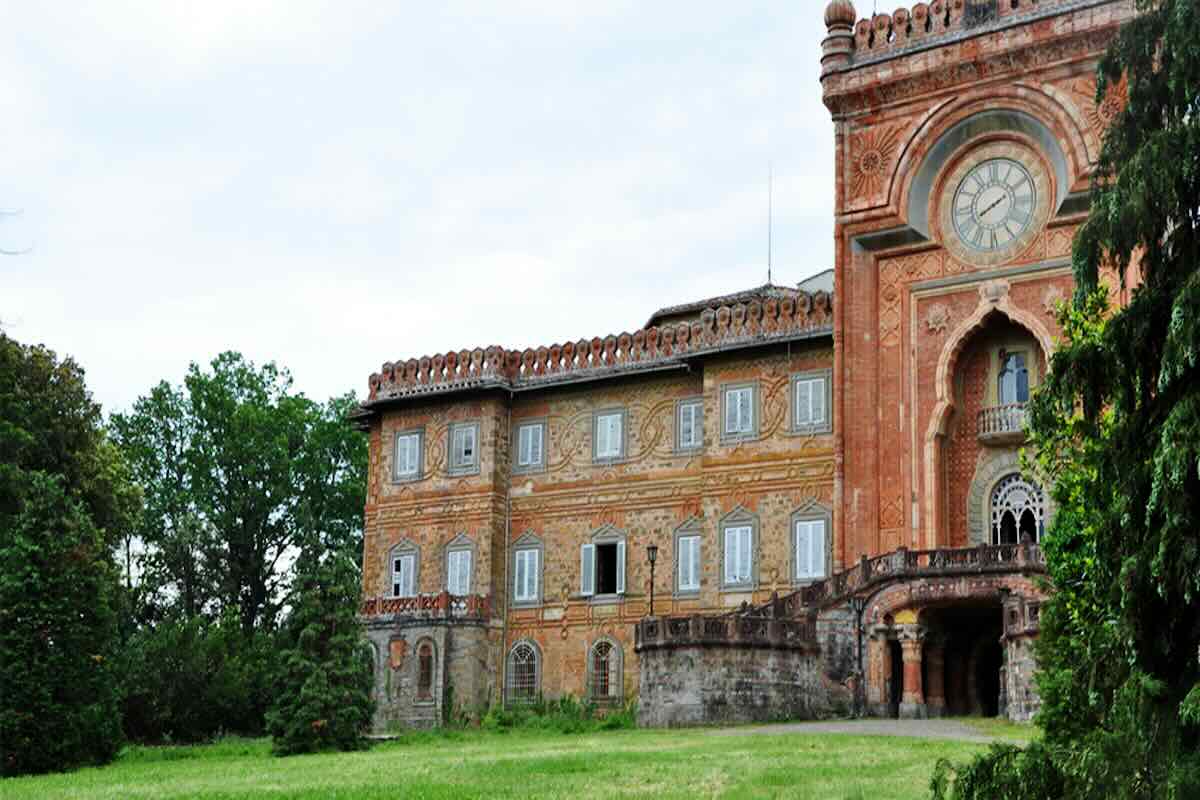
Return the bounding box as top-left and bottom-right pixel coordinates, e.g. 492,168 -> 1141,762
355,0 -> 1134,729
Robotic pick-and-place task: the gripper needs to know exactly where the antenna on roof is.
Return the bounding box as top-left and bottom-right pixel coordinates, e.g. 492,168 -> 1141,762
767,161 -> 773,285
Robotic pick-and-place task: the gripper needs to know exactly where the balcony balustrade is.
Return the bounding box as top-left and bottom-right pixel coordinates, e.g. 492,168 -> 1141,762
978,402 -> 1027,444
360,591 -> 490,620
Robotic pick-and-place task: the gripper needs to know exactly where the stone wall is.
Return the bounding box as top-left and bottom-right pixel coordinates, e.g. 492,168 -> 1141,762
638,644 -> 849,728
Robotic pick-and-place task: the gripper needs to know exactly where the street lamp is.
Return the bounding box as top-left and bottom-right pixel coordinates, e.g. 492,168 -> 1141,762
646,544 -> 659,618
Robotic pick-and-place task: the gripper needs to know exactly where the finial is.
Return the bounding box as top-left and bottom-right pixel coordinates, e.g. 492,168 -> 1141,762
824,0 -> 858,30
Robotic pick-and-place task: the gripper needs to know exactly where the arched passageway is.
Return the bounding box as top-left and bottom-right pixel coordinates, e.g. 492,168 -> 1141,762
924,604 -> 1004,717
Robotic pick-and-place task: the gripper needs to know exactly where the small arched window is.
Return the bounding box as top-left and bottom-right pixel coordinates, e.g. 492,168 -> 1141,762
998,351 -> 1030,405
991,474 -> 1045,545
589,639 -> 622,702
506,641 -> 540,704
417,641 -> 434,701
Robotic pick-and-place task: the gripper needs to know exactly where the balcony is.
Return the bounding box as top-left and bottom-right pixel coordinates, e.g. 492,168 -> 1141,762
360,591 -> 491,621
978,403 -> 1028,445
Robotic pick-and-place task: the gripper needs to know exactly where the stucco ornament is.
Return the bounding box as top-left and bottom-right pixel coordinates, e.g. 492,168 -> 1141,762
849,124 -> 904,206
1041,285 -> 1066,317
926,303 -> 953,334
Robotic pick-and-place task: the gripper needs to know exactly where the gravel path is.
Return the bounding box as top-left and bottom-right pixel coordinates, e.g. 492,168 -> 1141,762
714,718 -> 1017,744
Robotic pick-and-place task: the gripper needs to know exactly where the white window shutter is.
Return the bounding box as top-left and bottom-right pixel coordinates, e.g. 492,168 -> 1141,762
724,530 -> 736,583
448,551 -> 459,594
528,550 -> 539,600
399,555 -> 414,597
463,551 -> 472,594
596,418 -> 609,457
812,521 -> 826,578
514,552 -> 527,601
678,538 -> 690,589
724,394 -> 738,434
796,381 -> 812,425
739,391 -> 753,432
580,544 -> 595,596
616,540 -> 626,595
812,380 -> 826,424
531,425 -> 543,465
795,523 -> 810,579
690,537 -> 701,590
738,528 -> 751,581
680,405 -> 692,446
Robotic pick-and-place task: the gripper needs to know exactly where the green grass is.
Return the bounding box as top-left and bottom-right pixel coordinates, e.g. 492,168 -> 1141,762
960,717 -> 1037,742
0,728 -> 995,800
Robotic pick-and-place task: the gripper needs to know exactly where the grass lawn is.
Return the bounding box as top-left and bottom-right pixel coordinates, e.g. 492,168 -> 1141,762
1,726 -> 995,800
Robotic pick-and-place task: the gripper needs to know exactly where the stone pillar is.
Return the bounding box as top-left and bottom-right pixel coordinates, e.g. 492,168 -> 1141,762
866,632 -> 890,716
924,639 -> 947,718
898,629 -> 926,719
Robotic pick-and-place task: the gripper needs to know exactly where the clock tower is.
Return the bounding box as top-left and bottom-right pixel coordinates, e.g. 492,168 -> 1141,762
819,0 -> 1135,718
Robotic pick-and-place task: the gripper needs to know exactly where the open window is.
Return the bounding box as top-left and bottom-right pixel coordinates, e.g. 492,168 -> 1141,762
389,540 -> 419,598
998,351 -> 1030,405
580,526 -> 626,598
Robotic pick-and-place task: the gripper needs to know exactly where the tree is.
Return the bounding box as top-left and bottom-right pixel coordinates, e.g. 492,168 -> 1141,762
110,352 -> 367,633
0,333 -> 135,776
933,1 -> 1200,797
266,538 -> 374,755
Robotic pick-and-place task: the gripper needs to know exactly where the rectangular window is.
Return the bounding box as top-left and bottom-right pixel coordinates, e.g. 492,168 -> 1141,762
723,525 -> 753,586
392,554 -> 416,598
394,431 -> 423,480
447,549 -> 472,595
722,385 -> 755,438
515,422 -> 545,471
793,378 -> 826,427
677,400 -> 703,451
513,548 -> 539,604
794,519 -> 827,581
449,423 -> 479,474
677,535 -> 701,592
594,411 -> 624,460
580,540 -> 626,597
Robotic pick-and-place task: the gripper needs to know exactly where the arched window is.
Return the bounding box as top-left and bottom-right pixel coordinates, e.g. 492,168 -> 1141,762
990,474 -> 1045,544
998,351 -> 1030,405
417,641 -> 434,701
506,641 -> 541,704
589,639 -> 622,703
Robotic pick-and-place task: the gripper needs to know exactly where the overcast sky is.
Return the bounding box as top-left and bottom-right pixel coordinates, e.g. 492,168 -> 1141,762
1,1 -> 835,415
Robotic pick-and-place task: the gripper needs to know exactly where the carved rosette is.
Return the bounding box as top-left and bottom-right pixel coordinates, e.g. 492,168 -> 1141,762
847,123 -> 905,211
1068,76 -> 1127,141
925,303 -> 952,335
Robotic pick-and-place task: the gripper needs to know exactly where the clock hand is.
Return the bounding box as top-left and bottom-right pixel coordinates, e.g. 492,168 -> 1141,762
979,195 -> 1006,219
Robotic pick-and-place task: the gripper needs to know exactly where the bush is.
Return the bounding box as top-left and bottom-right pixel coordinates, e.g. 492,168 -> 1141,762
119,614 -> 276,743
930,742 -> 1065,800
479,695 -> 636,735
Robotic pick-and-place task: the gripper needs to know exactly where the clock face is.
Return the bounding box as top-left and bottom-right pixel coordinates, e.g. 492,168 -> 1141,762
935,142 -> 1052,268
952,158 -> 1036,253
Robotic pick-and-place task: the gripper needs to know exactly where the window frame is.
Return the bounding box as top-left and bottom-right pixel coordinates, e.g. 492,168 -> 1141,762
718,508 -> 759,591
388,539 -> 420,598
591,408 -> 628,463
674,397 -> 704,453
443,533 -> 476,596
997,349 -> 1031,405
579,524 -> 627,602
790,504 -> 831,584
587,637 -> 623,704
447,421 -> 481,476
789,369 -> 833,435
510,532 -> 544,608
673,519 -> 703,597
505,640 -> 542,706
392,427 -> 425,483
720,382 -> 759,443
512,419 -> 548,475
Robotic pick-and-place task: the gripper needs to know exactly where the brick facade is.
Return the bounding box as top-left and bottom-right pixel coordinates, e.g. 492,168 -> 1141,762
358,0 -> 1133,729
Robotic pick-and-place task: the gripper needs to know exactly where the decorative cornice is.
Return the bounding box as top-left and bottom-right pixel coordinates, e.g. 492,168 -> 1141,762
364,292 -> 833,408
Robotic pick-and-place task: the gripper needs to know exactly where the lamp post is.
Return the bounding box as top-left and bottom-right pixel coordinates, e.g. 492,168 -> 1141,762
646,544 -> 659,618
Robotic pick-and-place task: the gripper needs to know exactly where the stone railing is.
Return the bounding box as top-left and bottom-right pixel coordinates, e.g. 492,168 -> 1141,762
360,591 -> 491,620
366,292 -> 832,404
845,0 -> 1082,62
634,613 -> 817,653
978,403 -> 1027,442
747,543 -> 1045,619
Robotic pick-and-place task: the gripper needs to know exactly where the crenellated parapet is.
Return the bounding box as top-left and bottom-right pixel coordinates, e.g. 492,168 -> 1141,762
366,291 -> 833,405
822,0 -> 1116,78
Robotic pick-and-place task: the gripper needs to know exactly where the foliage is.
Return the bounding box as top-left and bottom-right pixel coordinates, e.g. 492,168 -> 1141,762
0,333 -> 136,776
265,541 -> 374,756
933,1 -> 1200,797
119,614 -> 276,743
930,742 -> 1064,800
110,352 -> 367,633
479,695 -> 637,735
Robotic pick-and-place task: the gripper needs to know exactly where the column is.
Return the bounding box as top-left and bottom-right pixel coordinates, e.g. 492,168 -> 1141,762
899,629 -> 926,719
924,638 -> 946,718
866,633 -> 889,716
